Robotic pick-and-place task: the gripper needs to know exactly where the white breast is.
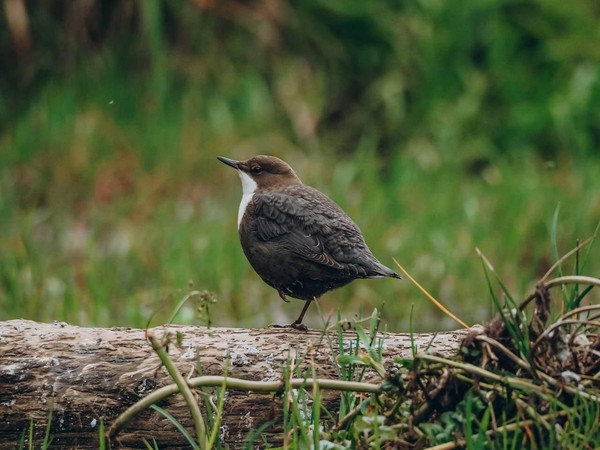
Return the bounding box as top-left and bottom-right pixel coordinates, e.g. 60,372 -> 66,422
237,171 -> 258,229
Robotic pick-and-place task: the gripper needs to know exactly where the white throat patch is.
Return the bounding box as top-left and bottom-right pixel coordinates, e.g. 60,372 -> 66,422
237,171 -> 258,229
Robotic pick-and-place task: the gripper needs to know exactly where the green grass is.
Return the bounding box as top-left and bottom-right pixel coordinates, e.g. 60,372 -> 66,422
1,1 -> 600,330
18,411 -> 53,450
1,97 -> 598,330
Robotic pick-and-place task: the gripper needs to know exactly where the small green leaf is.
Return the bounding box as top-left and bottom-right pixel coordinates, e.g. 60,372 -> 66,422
393,358 -> 415,369
368,308 -> 379,336
355,323 -> 370,349
176,331 -> 184,346
337,355 -> 368,366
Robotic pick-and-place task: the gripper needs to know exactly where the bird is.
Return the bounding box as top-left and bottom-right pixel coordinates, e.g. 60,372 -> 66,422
217,155 -> 401,330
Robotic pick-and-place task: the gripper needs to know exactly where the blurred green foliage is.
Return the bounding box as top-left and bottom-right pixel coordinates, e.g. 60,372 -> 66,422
0,1 -> 598,330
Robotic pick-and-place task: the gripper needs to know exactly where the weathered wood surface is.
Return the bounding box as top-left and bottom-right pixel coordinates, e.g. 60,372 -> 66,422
0,320 -> 473,448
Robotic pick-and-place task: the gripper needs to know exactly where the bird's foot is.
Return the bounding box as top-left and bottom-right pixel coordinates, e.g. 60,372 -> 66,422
269,322 -> 308,332
290,321 -> 308,331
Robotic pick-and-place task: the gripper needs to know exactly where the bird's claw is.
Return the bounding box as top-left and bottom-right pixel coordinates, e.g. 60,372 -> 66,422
269,322 -> 308,332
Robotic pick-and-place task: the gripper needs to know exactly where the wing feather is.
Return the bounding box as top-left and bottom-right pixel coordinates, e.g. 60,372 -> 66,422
252,188 -> 349,269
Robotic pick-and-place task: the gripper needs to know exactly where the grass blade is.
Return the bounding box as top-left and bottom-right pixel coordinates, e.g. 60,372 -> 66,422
393,258 -> 469,328
550,203 -> 562,276
151,404 -> 198,448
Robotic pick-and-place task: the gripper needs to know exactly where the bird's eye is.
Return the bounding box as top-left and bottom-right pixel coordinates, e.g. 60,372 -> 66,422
250,166 -> 262,175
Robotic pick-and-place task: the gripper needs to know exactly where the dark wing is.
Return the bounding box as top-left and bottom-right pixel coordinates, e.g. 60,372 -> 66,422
251,185 -> 375,271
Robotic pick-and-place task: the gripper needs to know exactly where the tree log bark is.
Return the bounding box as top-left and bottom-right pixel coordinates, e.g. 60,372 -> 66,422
0,319 -> 474,448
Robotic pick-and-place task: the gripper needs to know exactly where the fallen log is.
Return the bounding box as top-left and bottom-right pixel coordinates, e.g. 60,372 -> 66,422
0,319 -> 473,448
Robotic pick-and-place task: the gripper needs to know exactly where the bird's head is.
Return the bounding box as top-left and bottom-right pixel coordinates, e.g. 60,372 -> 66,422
217,155 -> 302,195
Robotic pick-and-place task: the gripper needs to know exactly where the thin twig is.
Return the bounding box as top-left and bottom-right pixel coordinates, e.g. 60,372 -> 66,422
538,319 -> 594,341
531,319 -> 600,351
416,354 -> 552,398
475,335 -> 531,372
540,236 -> 596,283
514,396 -> 552,431
520,275 -> 599,311
333,398 -> 370,432
559,304 -> 600,321
393,258 -> 469,328
416,354 -> 600,403
108,375 -> 381,439
454,373 -> 506,394
543,275 -> 600,290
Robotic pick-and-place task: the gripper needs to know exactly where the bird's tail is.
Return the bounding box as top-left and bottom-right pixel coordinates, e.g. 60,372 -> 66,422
369,260 -> 402,280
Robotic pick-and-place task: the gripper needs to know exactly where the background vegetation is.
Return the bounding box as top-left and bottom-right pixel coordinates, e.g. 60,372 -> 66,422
1,0 -> 599,331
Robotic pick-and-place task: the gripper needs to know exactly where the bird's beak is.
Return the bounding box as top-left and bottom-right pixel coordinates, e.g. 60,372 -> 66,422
217,156 -> 240,169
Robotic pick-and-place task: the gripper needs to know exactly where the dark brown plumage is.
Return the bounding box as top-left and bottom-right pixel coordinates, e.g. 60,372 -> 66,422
218,155 -> 400,329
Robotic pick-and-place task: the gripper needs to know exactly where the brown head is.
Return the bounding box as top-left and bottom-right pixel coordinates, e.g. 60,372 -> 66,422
217,155 -> 302,191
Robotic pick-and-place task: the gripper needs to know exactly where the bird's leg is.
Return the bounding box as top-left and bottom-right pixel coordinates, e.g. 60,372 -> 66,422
278,290 -> 290,303
289,298 -> 315,331
269,297 -> 315,331
290,299 -> 316,330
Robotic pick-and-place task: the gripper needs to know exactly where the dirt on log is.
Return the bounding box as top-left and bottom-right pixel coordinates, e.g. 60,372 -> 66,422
0,319 -> 473,448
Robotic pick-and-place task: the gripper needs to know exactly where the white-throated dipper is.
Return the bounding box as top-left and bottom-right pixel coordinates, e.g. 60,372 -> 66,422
218,155 -> 400,330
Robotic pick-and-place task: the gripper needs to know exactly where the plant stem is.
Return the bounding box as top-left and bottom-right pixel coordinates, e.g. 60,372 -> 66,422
109,375 -> 380,439
148,334 -> 207,450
